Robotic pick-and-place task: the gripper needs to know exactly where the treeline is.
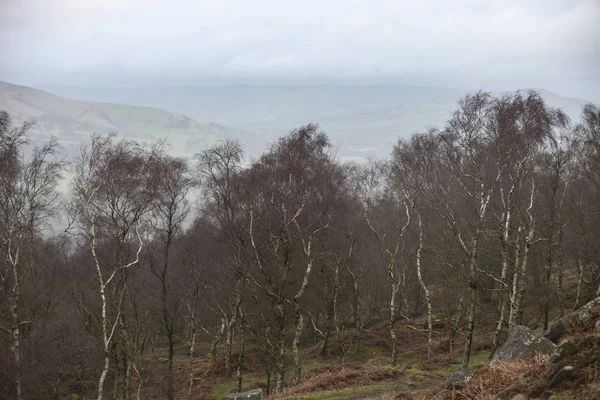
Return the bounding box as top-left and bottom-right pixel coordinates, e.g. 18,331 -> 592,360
1,90 -> 600,400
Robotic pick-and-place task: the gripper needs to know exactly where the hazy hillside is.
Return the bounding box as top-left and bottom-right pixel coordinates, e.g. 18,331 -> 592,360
35,84 -> 592,160
0,81 -> 225,157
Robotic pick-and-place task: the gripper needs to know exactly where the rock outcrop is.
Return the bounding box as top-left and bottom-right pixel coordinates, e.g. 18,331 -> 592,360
491,325 -> 556,364
543,297 -> 600,343
447,370 -> 475,389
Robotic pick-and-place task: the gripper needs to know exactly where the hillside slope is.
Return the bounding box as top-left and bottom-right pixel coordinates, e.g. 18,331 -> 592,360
0,81 -> 225,157
35,84 -> 592,160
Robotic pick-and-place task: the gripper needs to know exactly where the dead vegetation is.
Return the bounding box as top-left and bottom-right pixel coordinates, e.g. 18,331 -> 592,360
422,333 -> 600,400
272,363 -> 405,398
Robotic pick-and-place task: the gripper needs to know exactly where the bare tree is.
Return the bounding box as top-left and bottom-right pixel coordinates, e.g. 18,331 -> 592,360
0,112 -> 62,400
70,135 -> 158,400
148,152 -> 192,400
197,140 -> 247,381
245,125 -> 343,390
357,159 -> 411,366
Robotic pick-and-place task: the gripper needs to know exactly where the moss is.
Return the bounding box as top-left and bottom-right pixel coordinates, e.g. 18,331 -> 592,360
59,396 -> 81,400
277,381 -> 399,400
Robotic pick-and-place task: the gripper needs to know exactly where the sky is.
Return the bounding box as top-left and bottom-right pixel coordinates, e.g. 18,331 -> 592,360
1,0 -> 599,100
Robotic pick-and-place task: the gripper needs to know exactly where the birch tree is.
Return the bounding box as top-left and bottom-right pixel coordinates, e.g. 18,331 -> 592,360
246,125 -> 343,390
356,160 -> 411,366
148,152 -> 192,400
70,135 -> 158,400
0,112 -> 62,400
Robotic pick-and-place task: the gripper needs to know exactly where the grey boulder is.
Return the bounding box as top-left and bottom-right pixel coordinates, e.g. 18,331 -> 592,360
544,297 -> 600,343
492,325 -> 556,364
447,370 -> 475,389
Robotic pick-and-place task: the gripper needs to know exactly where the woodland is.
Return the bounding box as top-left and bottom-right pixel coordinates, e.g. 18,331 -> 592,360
1,90 -> 600,399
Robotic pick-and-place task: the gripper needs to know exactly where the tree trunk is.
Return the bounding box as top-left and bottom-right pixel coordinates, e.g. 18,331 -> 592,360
575,248 -> 583,309
161,239 -> 175,400
292,305 -> 304,385
510,219 -> 534,328
390,279 -> 399,366
514,241 -> 531,326
187,310 -> 197,400
349,272 -> 362,355
275,300 -> 286,393
97,283 -> 110,400
210,320 -> 225,363
492,191 -> 512,357
491,299 -> 507,358
319,302 -> 332,357
225,318 -> 235,378
462,251 -> 478,370
332,262 -> 345,360
415,212 -> 432,359
119,310 -> 132,400
449,297 -> 463,353
543,199 -> 556,331
236,311 -> 246,393
556,228 -> 565,318
10,289 -> 22,400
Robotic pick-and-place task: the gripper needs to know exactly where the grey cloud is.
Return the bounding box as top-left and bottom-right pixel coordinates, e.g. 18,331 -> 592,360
1,0 -> 599,100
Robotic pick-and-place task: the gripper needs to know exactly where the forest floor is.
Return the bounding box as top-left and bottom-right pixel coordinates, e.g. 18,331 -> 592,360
138,317 -> 496,400
137,313 -> 600,399
133,269 -> 600,399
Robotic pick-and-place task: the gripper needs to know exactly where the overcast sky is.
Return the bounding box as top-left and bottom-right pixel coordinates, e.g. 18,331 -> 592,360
1,0 -> 599,100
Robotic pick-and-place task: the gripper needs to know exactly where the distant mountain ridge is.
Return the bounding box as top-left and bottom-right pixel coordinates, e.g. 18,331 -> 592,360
19,82 -> 597,160
0,81 -> 225,157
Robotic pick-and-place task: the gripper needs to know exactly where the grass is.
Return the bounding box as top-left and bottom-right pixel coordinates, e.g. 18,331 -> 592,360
141,317 -> 507,399
276,381 -> 400,400
442,350 -> 492,374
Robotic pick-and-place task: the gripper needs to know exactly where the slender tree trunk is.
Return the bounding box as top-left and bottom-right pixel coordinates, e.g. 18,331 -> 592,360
275,300 -> 285,393
98,348 -> 110,400
225,318 -> 235,378
557,228 -> 565,318
119,309 -> 132,400
210,320 -> 225,363
414,212 -> 432,358
91,221 -> 111,400
509,183 -> 535,329
166,328 -> 174,400
544,202 -> 556,331
161,236 -> 175,400
187,310 -> 197,400
225,283 -> 242,378
491,299 -> 507,358
319,302 -> 332,357
266,370 -> 271,396
492,191 -> 512,356
133,364 -> 143,400
7,242 -> 23,400
575,247 -> 583,309
462,250 -> 478,370
332,262 -> 345,360
292,305 -> 304,385
449,297 -> 463,353
124,355 -> 131,400
390,278 -> 399,366
353,278 -> 362,355
236,310 -> 246,393
97,281 -> 110,400
10,285 -> 22,400
514,241 -> 531,326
